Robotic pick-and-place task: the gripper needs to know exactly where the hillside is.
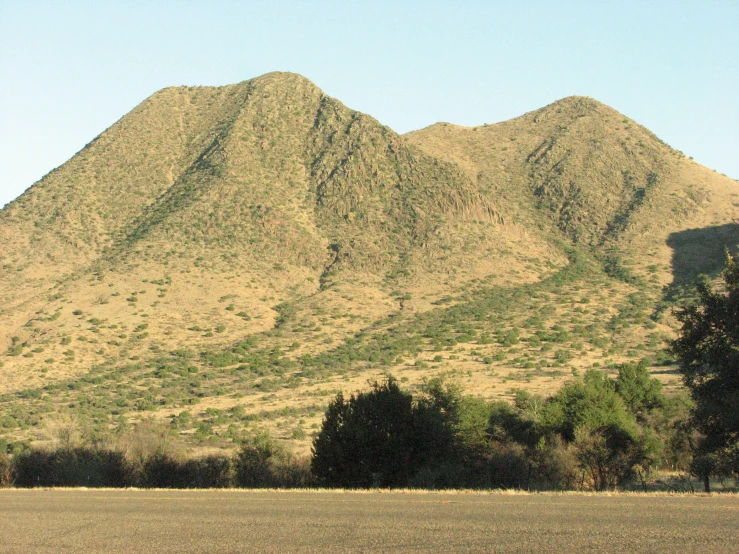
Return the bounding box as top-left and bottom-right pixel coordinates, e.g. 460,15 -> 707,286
0,73 -> 737,455
407,96 -> 738,273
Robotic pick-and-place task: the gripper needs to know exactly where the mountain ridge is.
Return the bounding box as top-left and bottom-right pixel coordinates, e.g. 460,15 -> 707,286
0,72 -> 736,454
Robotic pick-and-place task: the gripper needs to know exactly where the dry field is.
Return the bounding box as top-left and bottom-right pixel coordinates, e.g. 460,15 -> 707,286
1,489 -> 737,553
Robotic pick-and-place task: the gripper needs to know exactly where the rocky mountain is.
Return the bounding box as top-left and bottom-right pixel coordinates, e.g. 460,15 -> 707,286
1,72 -> 736,454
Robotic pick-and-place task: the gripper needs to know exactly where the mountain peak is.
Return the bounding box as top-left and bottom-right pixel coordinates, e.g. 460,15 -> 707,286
527,95 -> 622,123
247,71 -> 319,86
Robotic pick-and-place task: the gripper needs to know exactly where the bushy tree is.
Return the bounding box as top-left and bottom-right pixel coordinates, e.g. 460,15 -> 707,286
311,378 -> 417,488
573,424 -> 640,491
141,453 -> 189,488
615,360 -> 665,422
487,371 -> 658,490
311,377 -> 458,488
186,455 -> 232,488
412,378 -> 463,471
673,252 -> 739,487
13,447 -> 131,487
488,394 -> 541,447
234,432 -> 286,488
540,370 -> 637,442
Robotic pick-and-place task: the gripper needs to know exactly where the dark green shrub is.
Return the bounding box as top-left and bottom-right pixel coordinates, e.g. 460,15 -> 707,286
141,453 -> 189,488
480,442 -> 531,489
13,447 -> 132,487
311,377 -> 459,488
311,379 -> 417,488
141,454 -> 232,488
233,434 -> 282,488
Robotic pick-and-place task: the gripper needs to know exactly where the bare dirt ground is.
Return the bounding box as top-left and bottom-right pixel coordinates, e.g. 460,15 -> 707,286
1,489 -> 737,553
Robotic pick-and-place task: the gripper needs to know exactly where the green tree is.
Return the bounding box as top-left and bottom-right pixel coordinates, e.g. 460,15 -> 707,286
672,253 -> 739,488
615,360 -> 665,423
539,370 -> 646,490
540,370 -> 637,441
573,424 -> 640,491
311,378 -> 416,487
412,378 -> 463,471
311,377 -> 458,488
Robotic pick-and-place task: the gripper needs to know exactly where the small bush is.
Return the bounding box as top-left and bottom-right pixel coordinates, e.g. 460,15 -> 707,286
141,454 -> 231,488
7,344 -> 22,356
186,456 -> 232,488
233,437 -> 277,488
234,434 -> 312,488
141,454 -> 189,488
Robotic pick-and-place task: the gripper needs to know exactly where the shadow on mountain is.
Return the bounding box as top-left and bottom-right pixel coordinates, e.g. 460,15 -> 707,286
659,223 -> 739,314
667,222 -> 739,286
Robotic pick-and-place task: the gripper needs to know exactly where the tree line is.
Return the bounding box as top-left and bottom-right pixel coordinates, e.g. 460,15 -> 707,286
0,426 -> 311,489
0,362 -> 703,491
311,364 -> 690,491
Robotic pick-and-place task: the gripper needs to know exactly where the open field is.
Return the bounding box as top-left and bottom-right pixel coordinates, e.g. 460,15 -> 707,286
1,490 -> 737,553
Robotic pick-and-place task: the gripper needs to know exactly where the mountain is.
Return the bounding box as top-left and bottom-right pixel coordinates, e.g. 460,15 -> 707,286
1,72 -> 736,454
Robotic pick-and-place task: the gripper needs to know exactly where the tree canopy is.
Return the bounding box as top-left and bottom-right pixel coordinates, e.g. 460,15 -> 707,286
311,367 -> 678,491
673,252 -> 739,480
310,377 -> 458,488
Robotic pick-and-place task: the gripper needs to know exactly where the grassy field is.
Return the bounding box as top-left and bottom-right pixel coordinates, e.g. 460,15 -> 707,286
1,489 -> 738,553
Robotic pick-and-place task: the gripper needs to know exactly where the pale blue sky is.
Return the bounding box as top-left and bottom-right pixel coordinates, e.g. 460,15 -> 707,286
1,1 -> 737,208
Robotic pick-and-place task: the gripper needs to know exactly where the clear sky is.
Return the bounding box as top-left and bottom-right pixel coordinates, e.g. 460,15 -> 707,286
1,1 -> 737,208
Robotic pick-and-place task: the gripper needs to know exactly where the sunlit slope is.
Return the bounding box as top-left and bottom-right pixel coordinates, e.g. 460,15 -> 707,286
0,72 -> 554,394
0,77 -> 736,454
0,81 -> 258,335
406,95 -> 738,284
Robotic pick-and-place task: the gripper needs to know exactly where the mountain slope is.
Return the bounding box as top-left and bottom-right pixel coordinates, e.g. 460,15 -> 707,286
0,75 -> 736,455
0,72 -> 553,394
406,95 -> 738,284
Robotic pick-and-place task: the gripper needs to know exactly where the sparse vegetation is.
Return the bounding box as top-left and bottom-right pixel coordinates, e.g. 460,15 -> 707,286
0,72 -> 736,481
